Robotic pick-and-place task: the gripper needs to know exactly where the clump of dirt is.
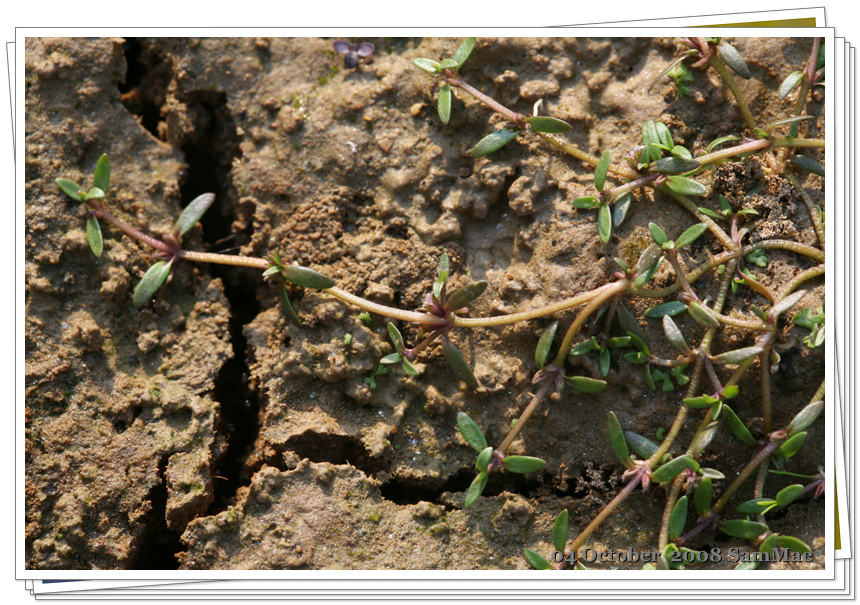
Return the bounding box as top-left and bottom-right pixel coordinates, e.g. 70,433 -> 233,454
25,36 -> 824,570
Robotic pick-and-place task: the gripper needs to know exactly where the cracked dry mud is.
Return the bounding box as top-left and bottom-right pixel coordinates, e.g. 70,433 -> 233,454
25,36 -> 825,570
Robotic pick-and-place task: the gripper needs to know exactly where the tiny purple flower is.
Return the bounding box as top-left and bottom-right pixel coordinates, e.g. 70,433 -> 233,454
333,40 -> 375,69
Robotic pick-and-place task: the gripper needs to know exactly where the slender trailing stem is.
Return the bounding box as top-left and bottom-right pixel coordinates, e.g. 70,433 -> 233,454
772,137 -> 825,148
568,473 -> 644,553
553,280 -> 630,365
693,139 -> 772,166
90,204 -> 171,254
710,49 -> 757,133
535,132 -> 640,181
326,287 -> 446,325
658,186 -> 737,251
712,441 -> 781,515
775,264 -> 824,303
178,249 -> 269,269
445,74 -> 526,126
760,351 -> 773,434
495,378 -> 556,456
744,239 -> 824,262
784,170 -> 825,249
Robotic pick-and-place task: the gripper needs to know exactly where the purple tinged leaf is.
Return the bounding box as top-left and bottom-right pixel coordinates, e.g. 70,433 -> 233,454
446,280 -> 488,312
442,338 -> 479,387
175,193 -> 216,237
133,260 -> 172,308
718,42 -> 751,79
356,42 -> 375,57
333,40 -> 351,55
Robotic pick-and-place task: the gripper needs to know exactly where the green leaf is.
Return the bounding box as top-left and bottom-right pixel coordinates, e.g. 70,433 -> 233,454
174,193 -> 216,237
670,145 -> 693,160
779,70 -> 804,100
401,357 -> 419,376
552,510 -> 569,554
613,193 -> 632,227
718,42 -> 751,79
776,484 -> 804,508
719,519 -> 769,540
606,336 -> 631,348
776,535 -> 811,554
442,338 -> 479,387
759,533 -> 780,553
617,304 -> 647,345
641,120 -> 660,148
744,248 -> 768,268
683,394 -> 719,409
502,455 -> 546,474
476,446 -> 493,473
722,404 -> 758,446
472,129 -> 518,157
571,196 -> 600,209
687,301 -> 721,328
669,496 -> 688,540
379,353 -> 403,364
132,260 -> 172,308
651,455 -> 699,484
789,155 -> 825,177
765,114 -> 815,134
597,203 -> 612,243
594,150 -> 611,191
662,315 -> 689,353
527,115 -> 572,134
769,290 -> 807,320
645,301 -> 687,318
387,322 -> 405,354
564,376 -> 607,394
434,252 -> 450,299
607,412 -> 632,469
85,187 -> 105,201
736,498 -> 778,515
707,135 -> 743,153
457,412 -> 487,452
652,156 -> 700,174
711,346 -> 763,365
93,154 -> 111,192
598,347 -> 610,376
446,280 -> 488,312
464,472 -> 488,508
86,216 -> 103,258
722,384 -> 740,399
278,281 -> 301,325
674,223 -> 709,249
666,175 -> 707,196
697,206 -> 724,220
262,266 -> 281,278
624,430 -> 658,459
787,400 -> 823,435
694,477 -> 712,518
438,58 -> 459,70
776,432 -> 807,458
569,337 -> 600,356
535,321 -> 558,369
452,37 -> 477,67
648,222 -> 668,246
523,548 -> 553,570
437,83 -> 452,125
56,178 -> 87,201
413,57 -> 441,73
655,121 -> 674,149
282,265 -> 336,289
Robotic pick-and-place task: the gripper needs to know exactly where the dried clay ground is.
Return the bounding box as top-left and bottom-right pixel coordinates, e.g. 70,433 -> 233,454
25,37 -> 825,570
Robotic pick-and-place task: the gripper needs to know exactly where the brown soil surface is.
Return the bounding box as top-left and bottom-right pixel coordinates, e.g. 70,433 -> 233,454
25,36 -> 825,570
